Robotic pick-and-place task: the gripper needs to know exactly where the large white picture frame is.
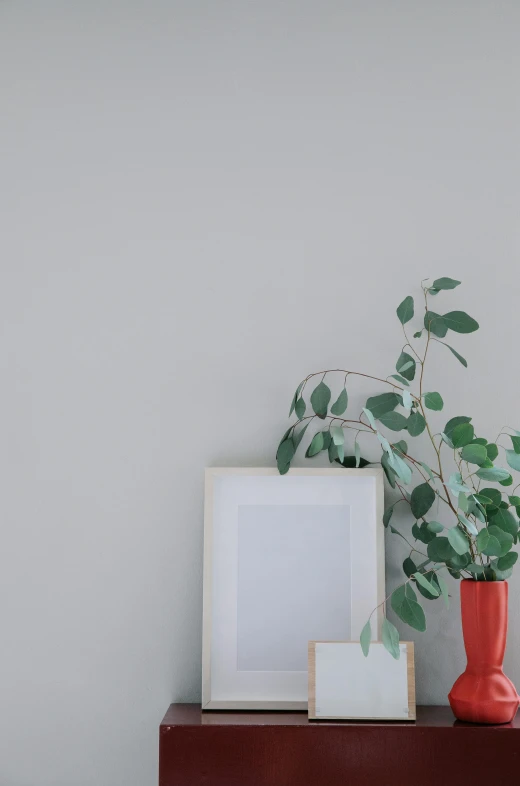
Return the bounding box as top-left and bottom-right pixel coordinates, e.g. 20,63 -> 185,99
202,467 -> 385,710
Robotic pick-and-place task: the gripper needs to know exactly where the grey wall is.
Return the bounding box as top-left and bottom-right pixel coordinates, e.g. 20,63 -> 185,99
1,1 -> 519,784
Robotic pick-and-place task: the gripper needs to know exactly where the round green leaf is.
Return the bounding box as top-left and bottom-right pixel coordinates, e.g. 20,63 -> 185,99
382,618 -> 401,659
365,392 -> 401,420
424,311 -> 448,337
396,295 -> 414,325
396,351 -> 416,382
488,525 -> 514,557
489,508 -> 518,538
360,619 -> 372,657
413,572 -> 440,597
379,411 -> 409,432
460,443 -> 488,466
486,443 -> 499,461
306,431 -> 324,457
444,416 -> 472,440
476,467 -> 511,482
407,411 -> 426,437
496,551 -> 519,571
442,311 -> 479,334
427,537 -> 457,563
330,388 -> 348,416
447,526 -> 470,556
295,397 -> 306,420
451,422 -> 475,448
424,392 -> 444,411
310,381 -> 331,419
506,450 -> 520,472
410,482 -> 436,519
276,438 -> 295,475
431,277 -> 461,290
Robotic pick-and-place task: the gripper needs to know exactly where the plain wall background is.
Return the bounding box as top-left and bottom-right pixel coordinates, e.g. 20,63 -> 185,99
1,1 -> 519,784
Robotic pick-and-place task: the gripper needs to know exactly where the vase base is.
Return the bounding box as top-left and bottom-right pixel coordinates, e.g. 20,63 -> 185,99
449,677 -> 519,725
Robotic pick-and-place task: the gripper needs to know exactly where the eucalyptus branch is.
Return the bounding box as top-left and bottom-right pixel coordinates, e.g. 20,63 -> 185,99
277,276 -> 518,655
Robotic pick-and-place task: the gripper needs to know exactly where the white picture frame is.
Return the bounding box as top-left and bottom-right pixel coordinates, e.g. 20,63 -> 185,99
202,467 -> 385,710
308,641 -> 416,721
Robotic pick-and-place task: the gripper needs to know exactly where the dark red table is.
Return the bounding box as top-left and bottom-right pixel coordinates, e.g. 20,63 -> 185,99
159,704 -> 520,785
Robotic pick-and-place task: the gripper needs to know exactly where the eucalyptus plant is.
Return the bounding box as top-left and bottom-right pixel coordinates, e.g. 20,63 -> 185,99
276,278 -> 520,659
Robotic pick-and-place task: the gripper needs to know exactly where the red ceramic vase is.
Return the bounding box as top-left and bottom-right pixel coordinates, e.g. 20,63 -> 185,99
449,579 -> 519,724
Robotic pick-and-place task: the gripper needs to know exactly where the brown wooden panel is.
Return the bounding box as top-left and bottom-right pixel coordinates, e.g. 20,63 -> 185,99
159,704 -> 520,786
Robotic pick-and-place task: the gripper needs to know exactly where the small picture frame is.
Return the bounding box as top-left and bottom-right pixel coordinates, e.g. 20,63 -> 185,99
308,641 -> 416,721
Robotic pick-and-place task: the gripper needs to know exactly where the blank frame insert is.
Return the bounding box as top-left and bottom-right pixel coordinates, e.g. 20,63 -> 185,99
237,505 -> 351,672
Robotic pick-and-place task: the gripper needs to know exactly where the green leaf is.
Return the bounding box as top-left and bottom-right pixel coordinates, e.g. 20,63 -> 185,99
444,416 -> 472,440
402,391 -> 413,411
289,381 -> 304,417
480,487 -> 502,507
391,585 -> 426,632
410,482 -> 436,518
396,351 -> 416,382
321,431 -> 331,450
451,422 -> 475,448
381,451 -> 397,487
427,537 -> 457,563
437,574 -> 450,609
510,435 -> 520,454
277,438 -> 295,475
460,443 -> 488,466
382,618 -> 401,659
419,462 -> 436,482
413,330 -> 423,339
330,426 -> 344,447
365,392 -> 401,420
354,440 -> 360,468
379,411 -> 409,431
335,455 -> 370,468
476,467 -> 511,482
424,392 -> 444,411
407,411 -> 426,437
486,443 -> 499,461
427,520 -> 444,533
360,619 -> 372,657
436,341 -> 468,367
489,508 -> 518,538
383,504 -> 395,527
466,562 -> 486,578
306,432 -> 324,457
330,388 -> 348,416
488,525 -> 514,557
499,474 -> 514,486
509,495 -> 520,507
458,514 -> 478,536
442,311 -> 479,334
391,452 -> 412,485
424,311 -> 448,337
496,551 -> 519,571
390,374 -> 410,386
293,421 -> 310,451
310,381 -> 331,419
396,295 -> 414,325
363,407 -> 377,429
413,572 -> 440,597
393,439 -> 408,455
447,472 -> 471,495
413,521 -> 436,544
431,277 -> 461,290
506,450 -> 520,472
403,557 -> 417,577
447,526 -> 470,556
295,397 -> 306,420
